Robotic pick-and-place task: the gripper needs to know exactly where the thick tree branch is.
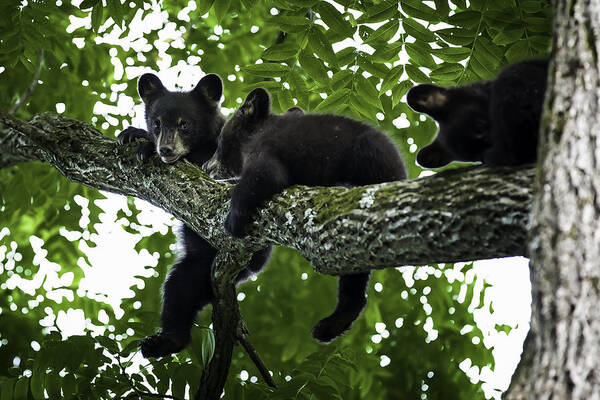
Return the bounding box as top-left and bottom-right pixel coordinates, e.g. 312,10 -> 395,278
0,111 -> 534,273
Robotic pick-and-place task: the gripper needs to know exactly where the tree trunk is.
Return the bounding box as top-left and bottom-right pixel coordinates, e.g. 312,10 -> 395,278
505,0 -> 600,398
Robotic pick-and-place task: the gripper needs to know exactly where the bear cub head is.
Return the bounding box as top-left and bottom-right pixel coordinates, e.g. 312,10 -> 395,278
138,73 -> 224,164
407,82 -> 492,168
203,88 -> 294,179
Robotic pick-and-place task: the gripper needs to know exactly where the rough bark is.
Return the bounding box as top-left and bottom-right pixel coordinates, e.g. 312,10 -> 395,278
0,111 -> 534,274
505,1 -> 600,399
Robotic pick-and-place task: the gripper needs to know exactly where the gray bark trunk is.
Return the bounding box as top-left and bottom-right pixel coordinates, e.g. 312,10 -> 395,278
0,111 -> 534,274
505,0 -> 600,399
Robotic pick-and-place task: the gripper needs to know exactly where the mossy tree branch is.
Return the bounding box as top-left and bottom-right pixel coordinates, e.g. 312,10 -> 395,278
0,111 -> 534,274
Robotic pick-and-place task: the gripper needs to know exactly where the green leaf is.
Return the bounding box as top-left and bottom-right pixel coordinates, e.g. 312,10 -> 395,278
213,0 -> 231,23
372,42 -> 403,63
524,16 -> 552,33
13,377 -> 28,400
472,36 -> 503,73
403,18 -> 436,42
405,41 -> 435,68
317,2 -> 355,37
45,371 -> 61,399
241,63 -> 290,77
429,63 -> 464,82
364,19 -> 399,45
447,10 -> 481,28
314,89 -> 351,112
197,0 -> 215,14
201,329 -> 215,367
355,76 -> 383,111
528,34 -> 551,53
400,0 -> 440,22
79,0 -> 99,9
495,324 -> 514,334
287,0 -> 319,6
381,65 -> 404,93
298,50 -> 329,85
335,46 -> 356,66
29,369 -> 44,400
433,0 -> 451,17
62,374 -> 77,398
95,335 -> 119,354
430,46 -> 471,63
171,365 -> 187,399
0,379 -> 14,400
106,0 -> 124,27
268,15 -> 310,33
485,9 -> 518,29
330,69 -> 353,90
356,52 -> 389,79
91,3 -> 103,32
358,1 -> 399,23
262,43 -> 299,61
435,27 -> 477,45
505,39 -> 531,63
405,64 -> 430,83
287,69 -> 309,105
308,28 -> 337,66
120,339 -> 140,357
520,0 -> 542,13
492,27 -> 524,45
308,378 -> 342,400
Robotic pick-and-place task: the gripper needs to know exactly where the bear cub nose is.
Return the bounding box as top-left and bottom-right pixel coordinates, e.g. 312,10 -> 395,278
158,146 -> 174,157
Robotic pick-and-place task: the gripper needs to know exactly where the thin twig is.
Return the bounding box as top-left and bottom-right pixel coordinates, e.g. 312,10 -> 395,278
237,324 -> 277,388
9,49 -> 44,115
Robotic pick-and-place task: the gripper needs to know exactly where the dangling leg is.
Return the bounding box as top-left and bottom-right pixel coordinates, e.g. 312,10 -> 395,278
312,272 -> 370,342
141,227 -> 217,358
225,153 -> 290,238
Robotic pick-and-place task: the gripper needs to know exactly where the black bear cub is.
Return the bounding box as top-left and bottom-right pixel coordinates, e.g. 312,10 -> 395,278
407,58 -> 549,167
119,74 -> 271,358
203,88 -> 406,342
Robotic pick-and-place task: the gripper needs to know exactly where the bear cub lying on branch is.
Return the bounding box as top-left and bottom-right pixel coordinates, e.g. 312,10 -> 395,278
203,88 -> 407,341
408,58 -> 548,167
118,74 -> 272,358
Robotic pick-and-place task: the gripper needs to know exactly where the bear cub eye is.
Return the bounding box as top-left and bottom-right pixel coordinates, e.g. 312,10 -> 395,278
178,119 -> 189,130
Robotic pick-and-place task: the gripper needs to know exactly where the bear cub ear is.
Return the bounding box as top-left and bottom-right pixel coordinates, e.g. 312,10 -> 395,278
138,73 -> 166,104
285,106 -> 305,115
240,88 -> 271,121
407,84 -> 449,118
193,74 -> 223,104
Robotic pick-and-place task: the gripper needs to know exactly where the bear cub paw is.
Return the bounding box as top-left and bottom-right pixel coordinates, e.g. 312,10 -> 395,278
117,127 -> 148,144
140,332 -> 189,358
311,316 -> 353,343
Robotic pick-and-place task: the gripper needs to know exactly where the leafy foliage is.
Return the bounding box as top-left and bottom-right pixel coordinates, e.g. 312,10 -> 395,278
0,0 -> 551,399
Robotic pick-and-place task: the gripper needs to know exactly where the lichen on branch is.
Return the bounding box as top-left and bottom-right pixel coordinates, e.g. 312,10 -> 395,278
0,111 -> 534,274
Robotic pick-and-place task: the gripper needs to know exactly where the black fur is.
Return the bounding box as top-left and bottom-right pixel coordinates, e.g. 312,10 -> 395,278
407,58 -> 549,167
118,74 -> 271,358
203,88 -> 406,342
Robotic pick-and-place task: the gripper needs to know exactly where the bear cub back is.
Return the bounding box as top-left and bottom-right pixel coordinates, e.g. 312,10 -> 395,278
205,88 -> 406,189
407,58 -> 549,167
203,87 -> 406,342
